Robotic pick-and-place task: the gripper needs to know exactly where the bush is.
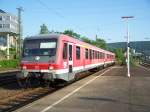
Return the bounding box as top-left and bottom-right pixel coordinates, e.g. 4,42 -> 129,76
0,59 -> 19,68
114,48 -> 126,65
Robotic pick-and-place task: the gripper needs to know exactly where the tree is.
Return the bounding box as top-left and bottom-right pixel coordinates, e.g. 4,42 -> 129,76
95,37 -> 106,49
63,30 -> 107,49
40,24 -> 49,34
114,48 -> 126,65
63,30 -> 80,39
80,36 -> 92,44
90,36 -> 106,49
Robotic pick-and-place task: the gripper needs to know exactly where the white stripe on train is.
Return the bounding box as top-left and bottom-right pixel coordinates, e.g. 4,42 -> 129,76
26,61 -> 114,74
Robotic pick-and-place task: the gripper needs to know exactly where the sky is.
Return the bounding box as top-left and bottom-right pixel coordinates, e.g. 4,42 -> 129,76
0,0 -> 150,43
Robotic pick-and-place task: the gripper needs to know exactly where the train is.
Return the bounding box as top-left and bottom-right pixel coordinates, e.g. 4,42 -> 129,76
17,34 -> 115,87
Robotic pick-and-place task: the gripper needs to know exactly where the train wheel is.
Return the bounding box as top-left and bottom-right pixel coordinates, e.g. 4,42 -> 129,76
17,77 -> 31,88
44,80 -> 51,88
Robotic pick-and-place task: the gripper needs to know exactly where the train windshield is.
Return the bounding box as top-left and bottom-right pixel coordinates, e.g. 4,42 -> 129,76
23,38 -> 57,57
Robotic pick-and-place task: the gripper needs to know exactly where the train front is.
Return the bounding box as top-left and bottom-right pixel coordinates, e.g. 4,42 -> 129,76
17,36 -> 58,87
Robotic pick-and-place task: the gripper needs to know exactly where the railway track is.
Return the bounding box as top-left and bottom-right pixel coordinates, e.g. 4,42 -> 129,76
0,67 -> 107,112
0,87 -> 55,112
140,62 -> 150,69
0,71 -> 19,86
0,75 -> 17,86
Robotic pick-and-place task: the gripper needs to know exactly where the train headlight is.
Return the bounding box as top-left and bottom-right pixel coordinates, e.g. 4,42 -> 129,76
22,66 -> 27,70
49,66 -> 54,70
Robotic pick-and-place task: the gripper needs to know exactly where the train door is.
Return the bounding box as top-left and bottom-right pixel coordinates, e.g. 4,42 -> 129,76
68,43 -> 75,81
68,43 -> 73,73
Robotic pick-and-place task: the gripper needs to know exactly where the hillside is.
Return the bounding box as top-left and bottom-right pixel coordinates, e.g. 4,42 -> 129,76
107,41 -> 150,55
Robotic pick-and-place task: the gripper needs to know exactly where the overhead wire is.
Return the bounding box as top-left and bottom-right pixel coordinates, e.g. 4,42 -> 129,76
34,0 -> 88,35
36,0 -> 64,18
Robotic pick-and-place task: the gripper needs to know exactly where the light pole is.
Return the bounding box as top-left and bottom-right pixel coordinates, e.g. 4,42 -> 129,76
121,16 -> 134,77
17,7 -> 23,58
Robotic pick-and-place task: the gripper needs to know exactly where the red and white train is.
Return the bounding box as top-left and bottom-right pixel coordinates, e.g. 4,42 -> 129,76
17,34 -> 115,86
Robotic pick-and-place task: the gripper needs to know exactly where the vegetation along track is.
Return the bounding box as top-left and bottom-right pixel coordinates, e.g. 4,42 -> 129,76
0,67 -> 109,112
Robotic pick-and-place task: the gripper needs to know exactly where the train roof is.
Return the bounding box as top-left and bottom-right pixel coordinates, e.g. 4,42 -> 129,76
25,33 -> 61,40
25,33 -> 115,55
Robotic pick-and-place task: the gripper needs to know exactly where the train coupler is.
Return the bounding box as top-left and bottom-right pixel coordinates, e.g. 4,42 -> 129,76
16,70 -> 29,79
42,73 -> 54,81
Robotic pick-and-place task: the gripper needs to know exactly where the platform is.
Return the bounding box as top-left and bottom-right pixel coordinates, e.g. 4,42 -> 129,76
15,65 -> 150,112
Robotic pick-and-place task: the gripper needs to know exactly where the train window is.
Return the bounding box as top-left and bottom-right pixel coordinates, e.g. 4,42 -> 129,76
76,46 -> 80,59
89,49 -> 92,59
100,52 -> 103,59
92,50 -> 94,59
69,45 -> 72,60
95,51 -> 97,59
107,54 -> 109,58
97,51 -> 99,59
23,38 -> 57,57
85,48 -> 88,59
107,54 -> 110,58
99,52 -> 101,59
98,52 -> 100,59
63,43 -> 67,59
102,53 -> 105,59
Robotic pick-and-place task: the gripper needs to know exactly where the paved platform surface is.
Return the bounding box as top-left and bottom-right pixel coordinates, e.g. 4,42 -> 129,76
15,65 -> 150,112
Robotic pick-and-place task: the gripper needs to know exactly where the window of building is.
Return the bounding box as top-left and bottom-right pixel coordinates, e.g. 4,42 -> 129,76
76,46 -> 80,59
0,24 -> 2,28
0,36 -> 7,46
63,43 -> 67,59
85,48 -> 88,59
3,24 -> 10,28
5,16 -> 10,21
0,16 -> 2,21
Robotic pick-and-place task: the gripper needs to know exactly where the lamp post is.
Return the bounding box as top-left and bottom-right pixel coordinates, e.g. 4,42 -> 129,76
121,16 -> 134,77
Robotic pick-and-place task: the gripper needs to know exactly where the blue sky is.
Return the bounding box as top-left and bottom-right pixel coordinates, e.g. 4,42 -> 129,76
0,0 -> 150,43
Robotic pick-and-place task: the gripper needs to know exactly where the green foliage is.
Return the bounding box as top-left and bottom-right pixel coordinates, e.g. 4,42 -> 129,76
0,59 -> 19,68
114,48 -> 126,65
93,37 -> 106,49
80,36 -> 92,44
130,49 -> 137,66
0,50 -> 6,56
63,30 -> 80,39
63,29 -> 106,49
40,24 -> 49,34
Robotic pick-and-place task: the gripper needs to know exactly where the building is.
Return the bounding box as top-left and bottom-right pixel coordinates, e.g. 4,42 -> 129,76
0,9 -> 18,49
0,9 -> 19,59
